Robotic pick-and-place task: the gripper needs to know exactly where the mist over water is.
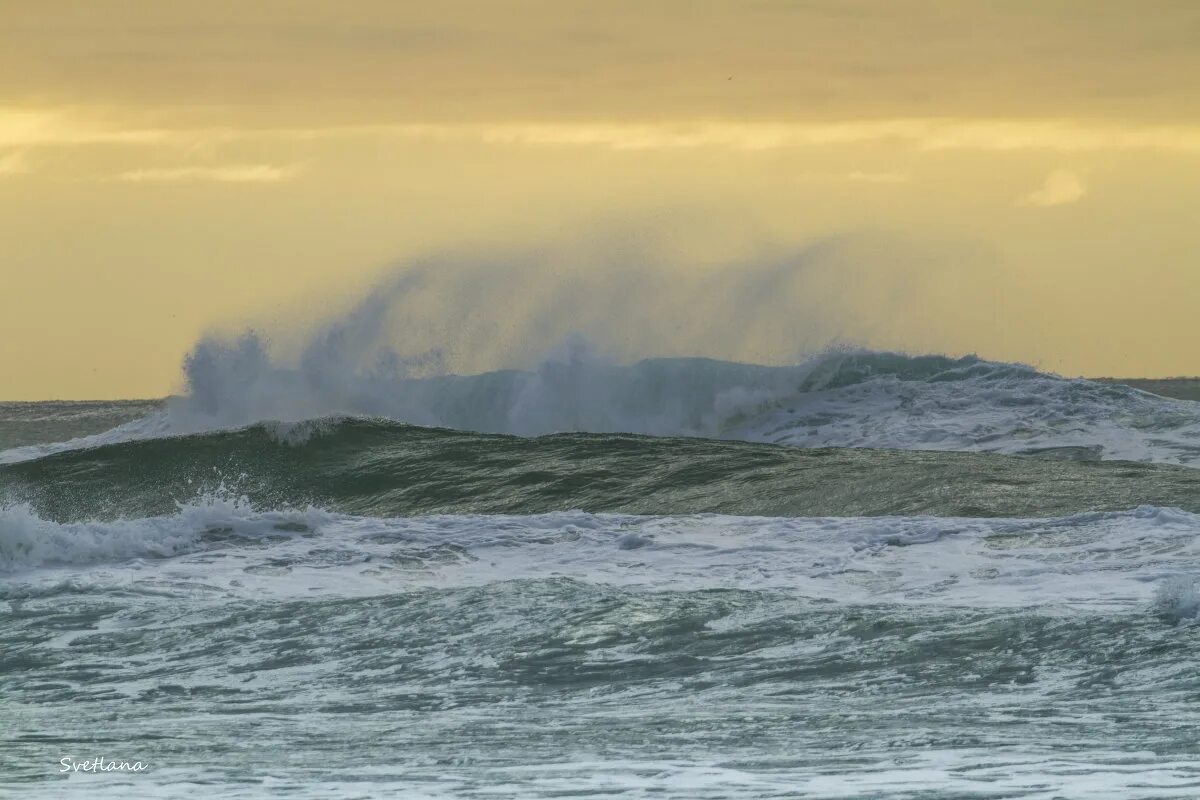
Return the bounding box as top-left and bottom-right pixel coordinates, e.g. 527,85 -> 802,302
162,241 -> 892,433
199,236 -> 937,377
116,244 -> 1194,466
1,243 -> 1198,473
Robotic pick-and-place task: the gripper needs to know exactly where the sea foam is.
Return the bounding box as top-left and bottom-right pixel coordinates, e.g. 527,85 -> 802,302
5,500 -> 1199,614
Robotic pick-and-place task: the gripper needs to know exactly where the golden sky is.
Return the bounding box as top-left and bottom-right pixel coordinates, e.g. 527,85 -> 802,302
3,1 -> 1200,398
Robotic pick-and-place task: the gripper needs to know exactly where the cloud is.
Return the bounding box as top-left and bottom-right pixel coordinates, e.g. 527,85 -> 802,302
391,120 -> 1200,153
7,107 -> 1200,155
1019,170 -> 1086,207
0,109 -> 168,148
111,164 -> 301,183
394,120 -> 1200,153
6,2 -> 1200,132
0,150 -> 30,176
846,170 -> 910,183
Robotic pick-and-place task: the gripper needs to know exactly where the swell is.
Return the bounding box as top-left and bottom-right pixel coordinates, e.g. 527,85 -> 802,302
3,418 -> 1200,522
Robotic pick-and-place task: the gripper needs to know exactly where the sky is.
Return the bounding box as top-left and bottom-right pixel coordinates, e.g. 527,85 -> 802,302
2,0 -> 1200,399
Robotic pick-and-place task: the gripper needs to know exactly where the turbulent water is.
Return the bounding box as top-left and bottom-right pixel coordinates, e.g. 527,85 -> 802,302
4,349 -> 1200,799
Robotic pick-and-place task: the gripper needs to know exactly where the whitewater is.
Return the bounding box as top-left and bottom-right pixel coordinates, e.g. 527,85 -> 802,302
4,340 -> 1200,799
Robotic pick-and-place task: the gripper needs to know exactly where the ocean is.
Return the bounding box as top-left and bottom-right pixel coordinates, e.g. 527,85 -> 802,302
4,349 -> 1200,799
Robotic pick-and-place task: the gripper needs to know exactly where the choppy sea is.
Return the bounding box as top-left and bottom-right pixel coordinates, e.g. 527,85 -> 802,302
4,350 -> 1200,798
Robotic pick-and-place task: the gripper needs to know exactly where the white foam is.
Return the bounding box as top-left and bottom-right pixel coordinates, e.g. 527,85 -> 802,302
9,749 -> 1200,800
731,367 -> 1200,464
6,502 -> 1199,612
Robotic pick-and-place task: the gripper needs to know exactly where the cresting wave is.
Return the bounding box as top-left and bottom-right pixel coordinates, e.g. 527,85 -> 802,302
4,346 -> 1200,467
6,419 -> 1200,522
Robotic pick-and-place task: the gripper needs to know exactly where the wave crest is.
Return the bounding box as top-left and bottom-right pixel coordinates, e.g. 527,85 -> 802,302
3,335 -> 1199,468
159,339 -> 1200,466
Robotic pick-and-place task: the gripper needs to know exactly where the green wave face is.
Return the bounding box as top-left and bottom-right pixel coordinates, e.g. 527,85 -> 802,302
3,418 -> 1198,522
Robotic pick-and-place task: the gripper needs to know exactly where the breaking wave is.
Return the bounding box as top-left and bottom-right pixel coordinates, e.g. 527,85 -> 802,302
4,344 -> 1200,467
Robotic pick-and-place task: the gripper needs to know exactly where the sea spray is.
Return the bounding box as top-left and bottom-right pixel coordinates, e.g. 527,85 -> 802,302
1152,575 -> 1200,624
